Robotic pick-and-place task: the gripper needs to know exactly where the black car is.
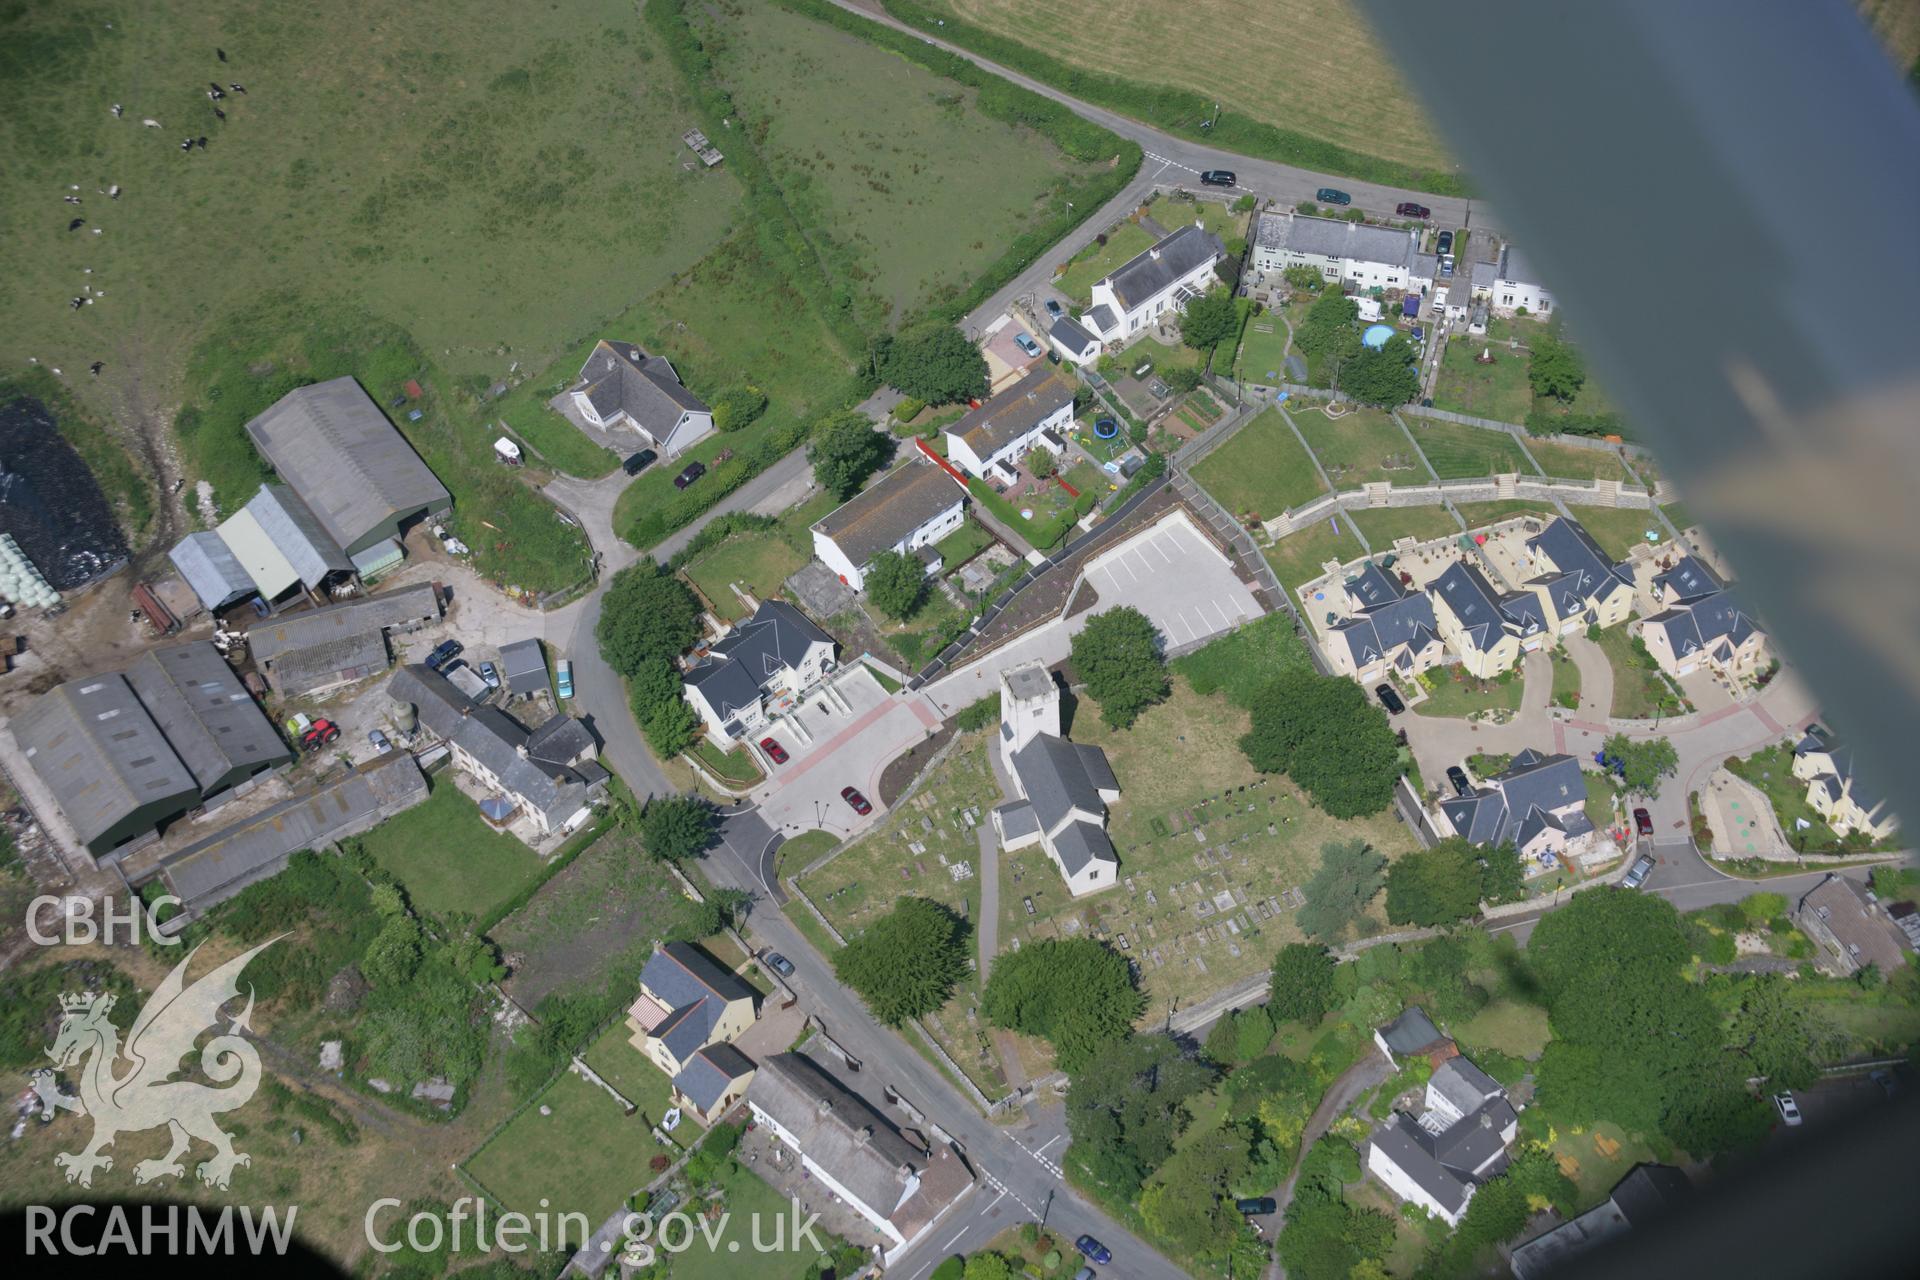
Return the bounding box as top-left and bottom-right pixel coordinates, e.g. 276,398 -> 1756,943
425,639 -> 463,672
1374,683 -> 1406,715
622,449 -> 657,476
1315,187 -> 1351,205
673,461 -> 706,489
1199,169 -> 1237,187
1434,230 -> 1454,256
1045,298 -> 1064,318
1236,1197 -> 1278,1216
1396,201 -> 1432,219
1446,765 -> 1471,797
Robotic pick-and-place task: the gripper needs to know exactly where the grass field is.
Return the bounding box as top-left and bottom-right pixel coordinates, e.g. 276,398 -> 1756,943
579,1021 -> 684,1132
1431,335 -> 1533,423
933,0 -> 1452,173
1265,519 -> 1364,592
1234,314 -> 1294,385
353,780 -> 545,920
1562,505 -> 1668,560
1525,438 -> 1632,483
1,0 -> 741,525
1054,220 -> 1158,301
683,530 -> 808,618
702,1 -> 1101,326
1415,668 -> 1523,720
1347,504 -> 1460,548
1453,499 -> 1557,530
1293,406 -> 1423,490
1451,998 -> 1551,1059
1407,418 -> 1539,478
1189,408 -> 1327,521
1171,610 -> 1316,707
1660,501 -> 1694,534
465,1068 -> 668,1225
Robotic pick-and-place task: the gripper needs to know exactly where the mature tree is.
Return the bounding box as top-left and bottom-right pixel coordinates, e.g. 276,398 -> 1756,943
1024,446 -> 1058,479
1478,840 -> 1526,905
983,937 -> 1144,1071
1070,606 -> 1169,729
1283,265 -> 1325,292
863,549 -> 928,620
1339,334 -> 1420,406
361,914 -> 423,989
1164,364 -> 1203,393
1286,708 -> 1401,817
638,694 -> 700,757
685,887 -> 753,939
1065,1032 -> 1214,1198
1383,839 -> 1484,927
809,410 -> 894,500
1140,1128 -> 1249,1257
597,562 -> 702,677
1726,973 -> 1845,1092
1268,943 -> 1338,1025
1178,290 -> 1238,351
834,897 -> 971,1026
960,1255 -> 1013,1280
710,382 -> 768,432
1297,839 -> 1387,942
884,323 -> 988,405
1240,669 -> 1344,775
637,794 -> 714,863
1602,733 -> 1679,797
1206,1004 -> 1274,1064
1528,329 -> 1587,403
1293,291 -> 1360,359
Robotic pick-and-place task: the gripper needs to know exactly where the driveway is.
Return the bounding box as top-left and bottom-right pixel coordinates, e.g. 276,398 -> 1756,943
752,669 -> 946,840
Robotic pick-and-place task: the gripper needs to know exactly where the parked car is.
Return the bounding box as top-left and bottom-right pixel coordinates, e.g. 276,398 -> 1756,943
1199,169 -> 1237,187
1236,1197 -> 1278,1216
841,786 -> 872,817
1014,331 -> 1042,357
1374,683 -> 1406,715
1634,807 -> 1655,837
1396,201 -> 1431,218
368,729 -> 392,754
1623,853 -> 1657,889
1075,1236 -> 1112,1266
425,639 -> 462,671
1871,1069 -> 1899,1098
479,661 -> 501,689
1073,1268 -> 1096,1280
1774,1093 -> 1802,1126
760,737 -> 789,766
622,449 -> 657,476
1315,187 -> 1351,205
1045,298 -> 1064,318
1446,765 -> 1471,797
674,461 -> 706,489
556,658 -> 574,700
1435,230 -> 1454,256
764,952 -> 795,978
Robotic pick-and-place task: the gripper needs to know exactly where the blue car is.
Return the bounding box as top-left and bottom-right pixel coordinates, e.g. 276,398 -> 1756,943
1075,1236 -> 1112,1265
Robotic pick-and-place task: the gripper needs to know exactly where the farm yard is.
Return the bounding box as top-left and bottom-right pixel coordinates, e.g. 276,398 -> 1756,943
1293,406 -> 1424,489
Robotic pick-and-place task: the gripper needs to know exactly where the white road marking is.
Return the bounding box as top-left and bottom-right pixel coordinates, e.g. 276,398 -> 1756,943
1036,1135 -> 1062,1155
1151,536 -> 1175,565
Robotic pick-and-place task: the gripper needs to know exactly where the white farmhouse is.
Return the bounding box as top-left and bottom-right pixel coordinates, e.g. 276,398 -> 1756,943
990,661 -> 1121,896
1365,1056 -> 1518,1227
1250,212 -> 1420,293
1079,223 -> 1226,345
571,340 -> 715,457
943,366 -> 1077,482
1491,246 -> 1556,316
812,460 -> 967,592
682,601 -> 836,746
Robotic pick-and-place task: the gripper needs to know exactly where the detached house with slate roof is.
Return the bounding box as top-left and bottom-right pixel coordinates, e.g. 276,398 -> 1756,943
682,600 -> 836,747
1325,561 -> 1445,685
1636,554 -> 1767,684
812,460 -> 967,592
571,340 -> 715,458
943,366 -> 1078,481
1437,748 -> 1599,865
1365,1055 -> 1518,1228
1520,517 -> 1636,636
1428,561 -> 1549,677
990,662 -> 1121,896
626,941 -> 759,1125
1080,223 -> 1226,346
1792,727 -> 1898,842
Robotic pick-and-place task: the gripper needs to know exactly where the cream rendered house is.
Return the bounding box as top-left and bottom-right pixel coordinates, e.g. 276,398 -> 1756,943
943,365 -> 1077,481
571,340 -> 715,458
990,662 -> 1121,896
1325,561 -> 1446,685
1249,212 -> 1420,293
625,941 -> 760,1120
1427,561 -> 1548,677
1792,729 -> 1898,842
1521,517 -> 1637,636
682,601 -> 836,746
1637,555 -> 1767,682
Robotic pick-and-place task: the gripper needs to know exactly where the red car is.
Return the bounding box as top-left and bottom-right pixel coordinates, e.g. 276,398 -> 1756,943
841,786 -> 872,816
1634,807 -> 1655,838
1396,201 -> 1431,218
760,737 -> 789,766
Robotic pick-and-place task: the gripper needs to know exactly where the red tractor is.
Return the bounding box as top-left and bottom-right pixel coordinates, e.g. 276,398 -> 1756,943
299,718 -> 342,752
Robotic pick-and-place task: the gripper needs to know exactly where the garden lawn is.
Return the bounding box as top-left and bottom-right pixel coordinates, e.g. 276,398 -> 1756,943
683,530 -> 807,618
690,738 -> 764,788
1430,332 -> 1533,423
1453,499 -> 1558,530
1660,501 -> 1695,533
1293,406 -> 1422,489
1121,335 -> 1204,376
1347,504 -> 1460,548
355,782 -> 545,921
1549,649 -> 1582,709
702,1 -> 1106,326
1548,1122 -> 1660,1208
1234,313 -> 1293,385
1525,438 -> 1632,483
1264,520 -> 1364,593
1592,624 -> 1681,720
1561,505 -> 1668,561
1054,221 -> 1158,302
464,1069 -> 669,1224
1584,770 -> 1623,831
1408,418 -> 1539,478
580,1022 -> 683,1132
664,1159 -> 834,1280
934,518 -> 994,570
1190,408 -> 1327,521
1724,745 -> 1846,853
1415,669 -> 1524,719
1450,998 -> 1551,1059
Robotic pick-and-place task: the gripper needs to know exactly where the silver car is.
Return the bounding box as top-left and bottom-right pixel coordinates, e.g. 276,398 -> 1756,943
1622,853 -> 1656,889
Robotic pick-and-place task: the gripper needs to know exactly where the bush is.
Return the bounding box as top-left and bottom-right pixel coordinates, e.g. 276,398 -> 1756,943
711,383 -> 768,433
954,693 -> 1001,731
891,396 -> 926,422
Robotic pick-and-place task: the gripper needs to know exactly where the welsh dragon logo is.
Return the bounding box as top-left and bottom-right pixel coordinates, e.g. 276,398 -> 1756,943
42,938 -> 280,1189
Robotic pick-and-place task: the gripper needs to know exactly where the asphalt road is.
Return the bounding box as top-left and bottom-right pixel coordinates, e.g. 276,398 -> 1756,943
829,0 -> 1493,235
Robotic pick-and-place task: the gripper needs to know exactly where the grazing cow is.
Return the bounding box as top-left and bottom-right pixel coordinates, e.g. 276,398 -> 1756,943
71,298 -> 85,310
196,136 -> 208,149
111,103 -> 123,118
229,83 -> 246,94
181,139 -> 194,150
63,195 -> 81,205
217,48 -> 227,62
90,362 -> 105,376
213,107 -> 226,120
67,218 -> 84,231
107,185 -> 121,198
210,82 -> 224,94
143,117 -> 161,127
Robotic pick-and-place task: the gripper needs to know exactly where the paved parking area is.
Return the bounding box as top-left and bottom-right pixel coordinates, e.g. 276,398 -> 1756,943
752,667 -> 944,840
1080,510 -> 1263,650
